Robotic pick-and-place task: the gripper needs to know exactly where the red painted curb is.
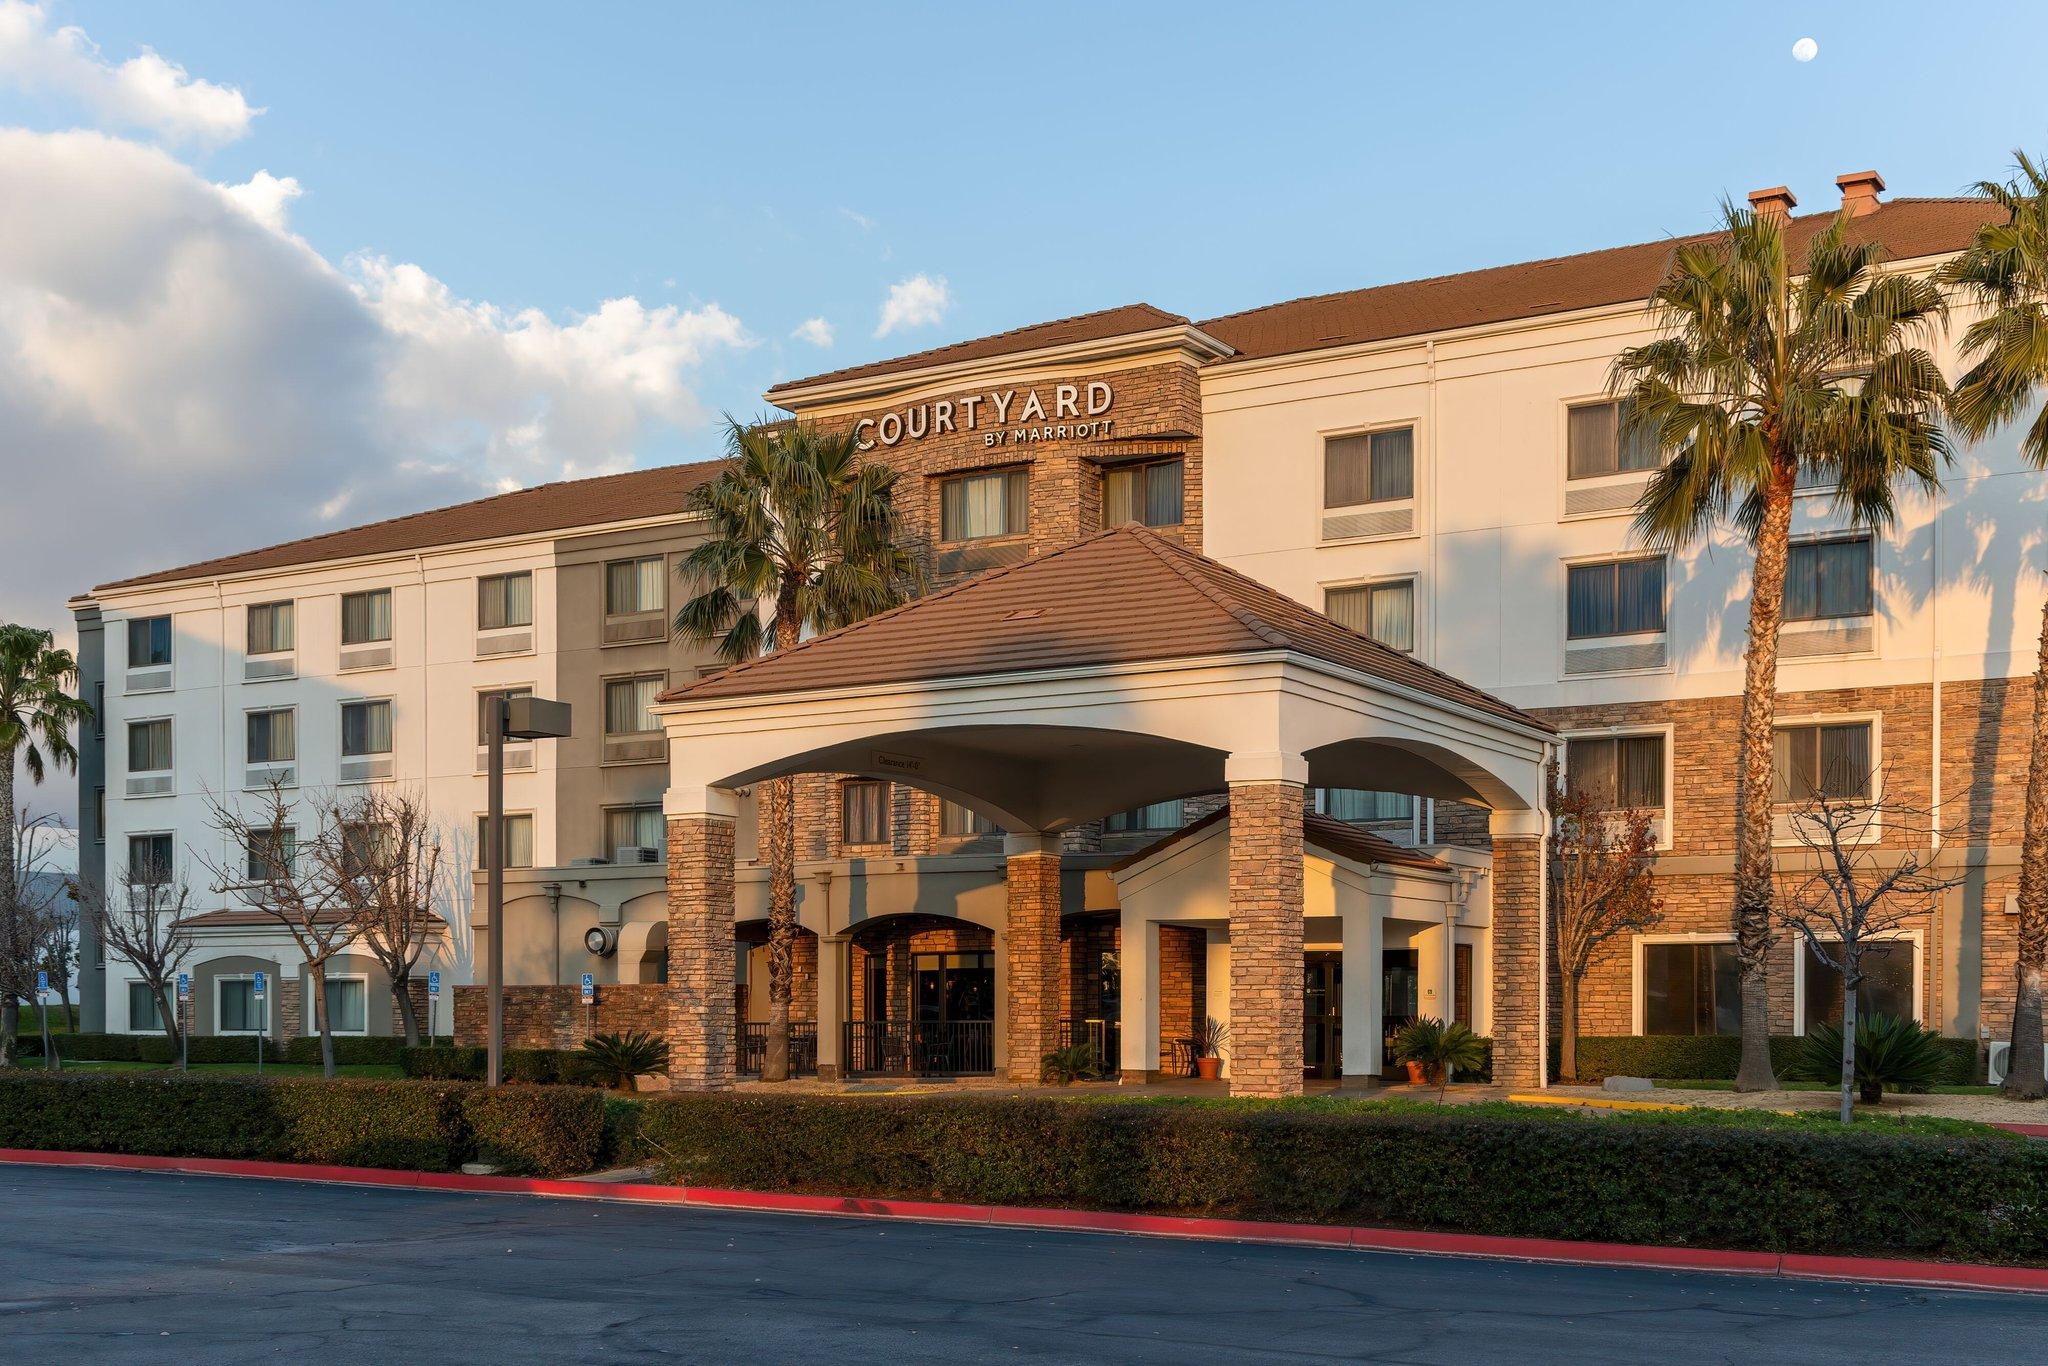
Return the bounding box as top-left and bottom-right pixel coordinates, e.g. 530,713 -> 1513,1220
1991,1122 -> 2048,1139
5,1148 -> 2045,1294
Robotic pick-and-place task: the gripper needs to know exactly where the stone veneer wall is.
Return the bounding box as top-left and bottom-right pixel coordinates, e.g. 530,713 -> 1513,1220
453,984 -> 669,1049
667,814 -> 736,1090
1157,925 -> 1207,1072
1489,833 -> 1546,1088
1005,849 -> 1063,1081
1225,781 -> 1305,1097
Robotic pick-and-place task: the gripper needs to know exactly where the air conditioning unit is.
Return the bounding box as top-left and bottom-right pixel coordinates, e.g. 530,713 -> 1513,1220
1987,1041 -> 2048,1087
613,845 -> 660,865
243,656 -> 294,682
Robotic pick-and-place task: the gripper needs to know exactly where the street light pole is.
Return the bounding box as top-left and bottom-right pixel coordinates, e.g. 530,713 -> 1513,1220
485,693 -> 571,1089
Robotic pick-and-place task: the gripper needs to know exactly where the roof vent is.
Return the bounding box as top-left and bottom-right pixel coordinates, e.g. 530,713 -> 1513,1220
1747,185 -> 1798,222
1002,608 -> 1046,622
1835,169 -> 1885,219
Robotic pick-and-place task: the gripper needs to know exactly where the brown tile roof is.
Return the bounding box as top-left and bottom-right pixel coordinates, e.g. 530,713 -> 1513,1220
94,459 -> 731,593
765,303 -> 1192,397
662,524 -> 1546,731
176,907 -> 351,929
1111,803 -> 1451,873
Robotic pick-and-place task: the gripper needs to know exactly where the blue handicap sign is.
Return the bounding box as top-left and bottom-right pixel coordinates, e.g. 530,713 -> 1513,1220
36,970 -> 48,995
428,970 -> 441,997
252,970 -> 267,997
177,972 -> 190,998
580,972 -> 594,1002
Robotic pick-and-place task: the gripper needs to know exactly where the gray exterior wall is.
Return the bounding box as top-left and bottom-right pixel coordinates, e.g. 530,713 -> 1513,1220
73,604 -> 106,1031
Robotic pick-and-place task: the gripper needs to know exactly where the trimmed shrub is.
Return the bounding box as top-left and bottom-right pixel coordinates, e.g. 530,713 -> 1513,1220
638,1093 -> 2048,1263
600,1096 -> 645,1167
1556,1034 -> 1977,1085
12,1032 -> 283,1064
398,1045 -> 596,1085
462,1086 -> 606,1176
284,1036 -> 410,1068
401,1045 -> 487,1079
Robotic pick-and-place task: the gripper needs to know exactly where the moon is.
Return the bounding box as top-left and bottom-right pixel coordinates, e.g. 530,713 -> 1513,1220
1792,37 -> 1818,62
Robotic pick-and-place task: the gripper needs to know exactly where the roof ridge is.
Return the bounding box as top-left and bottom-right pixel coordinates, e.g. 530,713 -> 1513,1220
1123,527 -> 1294,650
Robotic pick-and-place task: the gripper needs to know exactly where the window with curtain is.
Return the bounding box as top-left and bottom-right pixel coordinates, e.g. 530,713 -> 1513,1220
476,687 -> 532,744
246,601 -> 294,654
1324,580 -> 1415,652
604,675 -> 664,736
1785,536 -> 1873,621
939,800 -> 995,836
841,780 -> 890,844
245,826 -> 296,881
1566,734 -> 1665,811
1104,800 -> 1185,833
340,822 -> 394,880
1103,458 -> 1185,528
219,979 -> 262,1033
605,557 -> 665,616
1323,428 -> 1415,507
340,589 -> 393,645
940,469 -> 1029,541
341,700 -> 392,757
1642,942 -> 1741,1035
477,813 -> 534,868
477,572 -> 533,629
1772,721 -> 1873,803
129,981 -> 164,1031
1802,941 -> 1916,1030
323,978 -> 368,1033
126,615 -> 172,667
245,708 -> 295,763
604,806 -> 664,856
1313,789 -> 1416,822
128,719 -> 172,773
128,833 -> 173,884
1566,400 -> 1661,479
1567,557 -> 1666,638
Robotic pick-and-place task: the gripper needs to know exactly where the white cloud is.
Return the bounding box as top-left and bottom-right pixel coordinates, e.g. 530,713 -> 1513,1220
791,316 -> 834,347
0,127 -> 751,633
0,1 -> 258,145
839,207 -> 876,231
874,273 -> 950,338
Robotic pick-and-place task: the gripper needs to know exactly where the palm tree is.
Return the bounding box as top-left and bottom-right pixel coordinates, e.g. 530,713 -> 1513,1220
674,418 -> 920,1081
0,624 -> 94,1063
1615,204 -> 1950,1091
1940,151 -> 2048,1100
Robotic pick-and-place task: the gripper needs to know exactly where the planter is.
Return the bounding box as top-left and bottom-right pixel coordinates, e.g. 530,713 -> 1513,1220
1196,1055 -> 1221,1080
1404,1060 -> 1427,1085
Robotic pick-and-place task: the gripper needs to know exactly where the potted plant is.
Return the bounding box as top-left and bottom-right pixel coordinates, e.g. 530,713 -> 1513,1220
1192,1016 -> 1231,1080
1391,1017 -> 1487,1103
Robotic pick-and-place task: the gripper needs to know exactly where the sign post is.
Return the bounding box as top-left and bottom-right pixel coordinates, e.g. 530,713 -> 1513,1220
252,970 -> 267,1074
177,972 -> 191,1070
36,970 -> 57,1073
580,971 -> 595,1042
486,694 -> 571,1087
428,971 -> 441,1048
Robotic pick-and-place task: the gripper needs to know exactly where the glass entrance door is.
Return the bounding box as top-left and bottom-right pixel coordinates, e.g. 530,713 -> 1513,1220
910,951 -> 995,1073
1381,948 -> 1420,1069
1303,952 -> 1343,1079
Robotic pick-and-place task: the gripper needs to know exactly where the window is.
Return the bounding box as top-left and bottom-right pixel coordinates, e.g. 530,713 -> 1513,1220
340,589 -> 393,646
1642,941 -> 1742,1035
1325,580 -> 1415,652
1567,400 -> 1660,478
842,780 -> 890,845
128,981 -> 164,1032
94,787 -> 105,844
476,687 -> 532,744
246,601 -> 294,655
341,700 -> 392,757
126,615 -> 172,668
1313,789 -> 1416,822
604,806 -> 664,858
939,800 -> 995,837
1773,721 -> 1873,804
94,682 -> 104,737
218,979 -> 263,1033
478,572 -> 533,630
1785,535 -> 1873,621
127,719 -> 171,774
1104,800 -> 1185,833
1104,458 -> 1184,528
340,822 -> 392,880
1566,735 -> 1665,811
939,469 -> 1029,542
1802,941 -> 1916,1030
1324,428 -> 1414,507
605,557 -> 664,616
245,826 -> 296,882
246,708 -> 295,764
478,813 -> 535,869
322,977 -> 368,1034
604,675 -> 663,736
128,833 -> 173,884
1567,557 -> 1666,639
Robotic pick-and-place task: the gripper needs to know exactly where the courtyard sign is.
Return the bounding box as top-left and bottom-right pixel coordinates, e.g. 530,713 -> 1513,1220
853,381 -> 1114,451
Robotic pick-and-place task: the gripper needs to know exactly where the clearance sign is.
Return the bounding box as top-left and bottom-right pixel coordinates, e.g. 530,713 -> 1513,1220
853,382 -> 1114,451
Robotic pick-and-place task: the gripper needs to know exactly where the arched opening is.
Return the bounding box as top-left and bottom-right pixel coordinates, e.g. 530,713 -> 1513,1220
845,912 -> 996,1076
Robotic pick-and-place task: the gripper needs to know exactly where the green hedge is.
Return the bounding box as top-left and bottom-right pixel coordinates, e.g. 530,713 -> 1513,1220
0,1073 -> 606,1177
283,1036 -> 410,1068
1556,1035 -> 1980,1085
11,1032 -> 282,1064
401,1045 -> 597,1086
638,1093 -> 2048,1262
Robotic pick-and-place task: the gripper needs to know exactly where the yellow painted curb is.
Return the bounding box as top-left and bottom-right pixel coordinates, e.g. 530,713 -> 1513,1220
1507,1092 -> 1695,1114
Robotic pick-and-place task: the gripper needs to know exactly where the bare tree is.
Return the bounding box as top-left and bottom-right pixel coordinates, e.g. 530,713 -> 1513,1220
3,809 -> 69,1064
83,854 -> 198,1065
1775,765 -> 1964,1123
330,787 -> 443,1046
200,782 -> 356,1077
1549,762 -> 1663,1083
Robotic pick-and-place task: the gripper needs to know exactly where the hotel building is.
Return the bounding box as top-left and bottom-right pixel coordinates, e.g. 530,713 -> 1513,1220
72,173 -> 2046,1094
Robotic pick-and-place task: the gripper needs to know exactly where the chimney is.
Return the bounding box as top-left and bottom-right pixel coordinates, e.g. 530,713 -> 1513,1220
1836,169 -> 1885,218
1747,185 -> 1798,222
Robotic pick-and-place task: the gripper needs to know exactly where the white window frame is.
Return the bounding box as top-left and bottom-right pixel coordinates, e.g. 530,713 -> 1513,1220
1559,394 -> 1669,511
1777,531 -> 1880,660
243,704 -> 298,788
244,599 -> 297,678
318,973 -> 372,1037
1319,573 -> 1419,654
125,830 -> 176,886
1559,550 -> 1672,678
1560,724 -> 1675,850
125,977 -> 167,1035
474,684 -> 535,773
476,810 -> 536,870
214,974 -> 266,1036
475,571 -> 536,658
1771,709 -> 1883,845
1631,932 -> 1741,1036
1318,421 -> 1421,546
124,716 -> 174,798
1789,929 -> 1925,1036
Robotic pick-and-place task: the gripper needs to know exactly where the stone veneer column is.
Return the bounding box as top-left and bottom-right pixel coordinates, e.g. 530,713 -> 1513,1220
1226,753 -> 1307,1099
814,934 -> 848,1082
1004,832 -> 1062,1082
667,792 -> 738,1091
1488,808 -> 1547,1090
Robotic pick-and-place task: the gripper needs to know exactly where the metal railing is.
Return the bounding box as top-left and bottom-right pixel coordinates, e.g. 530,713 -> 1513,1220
844,1019 -> 995,1076
737,1021 -> 817,1077
1059,1018 -> 1121,1075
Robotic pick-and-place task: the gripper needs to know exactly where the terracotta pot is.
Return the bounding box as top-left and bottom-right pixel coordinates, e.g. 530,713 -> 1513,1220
1404,1060 -> 1427,1085
1196,1055 -> 1221,1080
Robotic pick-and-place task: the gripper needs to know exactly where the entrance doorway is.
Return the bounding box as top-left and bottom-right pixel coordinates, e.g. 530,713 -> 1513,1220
1381,948 -> 1419,1069
910,951 -> 994,1074
1303,951 -> 1342,1080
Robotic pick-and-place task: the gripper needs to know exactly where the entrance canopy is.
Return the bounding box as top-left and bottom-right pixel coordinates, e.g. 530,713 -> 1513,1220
654,525 -> 1553,829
